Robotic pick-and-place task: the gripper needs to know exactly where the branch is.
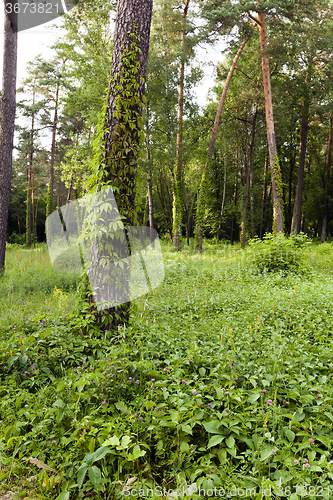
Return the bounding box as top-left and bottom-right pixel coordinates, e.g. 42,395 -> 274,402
247,12 -> 262,26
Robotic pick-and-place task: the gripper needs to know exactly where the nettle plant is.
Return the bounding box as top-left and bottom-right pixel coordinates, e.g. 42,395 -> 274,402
248,232 -> 310,275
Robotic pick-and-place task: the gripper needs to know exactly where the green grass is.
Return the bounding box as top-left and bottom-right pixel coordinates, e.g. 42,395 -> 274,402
1,240 -> 333,499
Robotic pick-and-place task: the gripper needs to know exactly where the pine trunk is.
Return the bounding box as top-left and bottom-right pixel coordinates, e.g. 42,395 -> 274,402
173,0 -> 190,249
0,2 -> 18,274
257,11 -> 284,234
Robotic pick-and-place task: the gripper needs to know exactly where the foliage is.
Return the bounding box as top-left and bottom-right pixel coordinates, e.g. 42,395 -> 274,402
248,232 -> 310,274
1,242 -> 333,498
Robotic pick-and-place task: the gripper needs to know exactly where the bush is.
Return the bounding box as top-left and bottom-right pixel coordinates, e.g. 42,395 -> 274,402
6,232 -> 26,246
248,232 -> 310,274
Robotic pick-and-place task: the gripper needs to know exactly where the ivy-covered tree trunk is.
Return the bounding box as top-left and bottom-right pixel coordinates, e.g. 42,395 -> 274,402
0,2 -> 18,274
93,0 -> 153,331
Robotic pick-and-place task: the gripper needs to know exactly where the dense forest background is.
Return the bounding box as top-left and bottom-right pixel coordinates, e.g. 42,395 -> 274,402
7,0 -> 333,247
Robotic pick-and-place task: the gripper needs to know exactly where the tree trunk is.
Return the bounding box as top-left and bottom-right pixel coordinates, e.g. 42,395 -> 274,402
217,148 -> 227,240
290,94 -> 310,235
27,88 -> 36,248
147,172 -> 154,229
256,11 -> 284,234
0,2 -> 18,274
241,109 -> 257,249
259,154 -> 268,239
208,39 -> 248,163
173,0 -> 190,249
321,116 -> 333,243
92,0 -> 153,331
49,76 -> 61,215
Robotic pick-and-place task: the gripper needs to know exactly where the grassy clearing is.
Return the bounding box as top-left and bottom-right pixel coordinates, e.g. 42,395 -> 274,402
0,240 -> 333,499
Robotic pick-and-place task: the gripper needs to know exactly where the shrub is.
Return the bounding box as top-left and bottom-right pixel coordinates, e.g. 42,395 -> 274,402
248,232 -> 310,274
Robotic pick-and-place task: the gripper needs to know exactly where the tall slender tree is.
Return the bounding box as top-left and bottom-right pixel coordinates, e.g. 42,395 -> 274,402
0,1 -> 18,274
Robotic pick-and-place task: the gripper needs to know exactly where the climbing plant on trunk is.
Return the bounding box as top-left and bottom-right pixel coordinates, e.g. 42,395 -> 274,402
0,1 -> 18,275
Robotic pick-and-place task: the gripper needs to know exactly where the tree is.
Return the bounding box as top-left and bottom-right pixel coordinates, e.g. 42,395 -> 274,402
0,1 -> 18,274
86,0 -> 153,331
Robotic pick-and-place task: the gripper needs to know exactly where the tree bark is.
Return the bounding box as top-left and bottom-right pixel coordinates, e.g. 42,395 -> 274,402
0,2 -> 18,274
259,154 -> 268,239
93,0 -> 153,331
241,109 -> 257,249
256,11 -> 284,234
27,88 -> 36,248
321,116 -> 333,243
290,93 -> 310,235
217,148 -> 227,240
147,172 -> 154,229
173,0 -> 190,249
49,77 -> 60,215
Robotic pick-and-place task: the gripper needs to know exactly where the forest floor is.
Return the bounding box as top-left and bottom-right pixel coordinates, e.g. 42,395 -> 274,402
1,238 -> 333,499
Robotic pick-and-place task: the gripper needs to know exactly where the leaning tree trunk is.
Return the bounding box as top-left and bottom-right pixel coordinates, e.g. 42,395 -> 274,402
321,116 -> 333,243
90,0 -> 153,331
250,11 -> 284,234
290,91 -> 310,235
195,38 -> 248,247
0,2 -> 18,275
217,148 -> 227,241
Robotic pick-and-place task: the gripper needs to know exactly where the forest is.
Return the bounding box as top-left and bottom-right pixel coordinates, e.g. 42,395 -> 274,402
3,0 -> 333,248
1,0 -> 333,499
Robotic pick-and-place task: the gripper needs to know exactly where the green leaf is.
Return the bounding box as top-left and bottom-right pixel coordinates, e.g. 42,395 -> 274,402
203,421 -> 224,435
247,392 -> 260,403
120,435 -> 132,448
57,492 -> 69,500
226,436 -> 235,449
88,465 -> 102,488
102,436 -> 120,447
316,435 -> 331,448
77,465 -> 88,488
285,430 -> 295,442
260,448 -> 273,461
199,367 -> 206,377
207,435 -> 224,448
181,424 -> 192,435
84,446 -> 110,465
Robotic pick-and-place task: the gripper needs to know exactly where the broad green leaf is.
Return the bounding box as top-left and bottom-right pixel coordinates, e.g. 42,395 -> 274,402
260,448 -> 273,461
226,436 -> 235,449
77,465 -> 88,488
121,435 -> 132,448
247,392 -> 260,403
316,435 -> 331,448
181,424 -> 192,435
207,434 -> 224,448
203,421 -> 223,435
102,436 -> 120,447
285,430 -> 295,442
85,446 -> 110,465
88,465 -> 102,488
